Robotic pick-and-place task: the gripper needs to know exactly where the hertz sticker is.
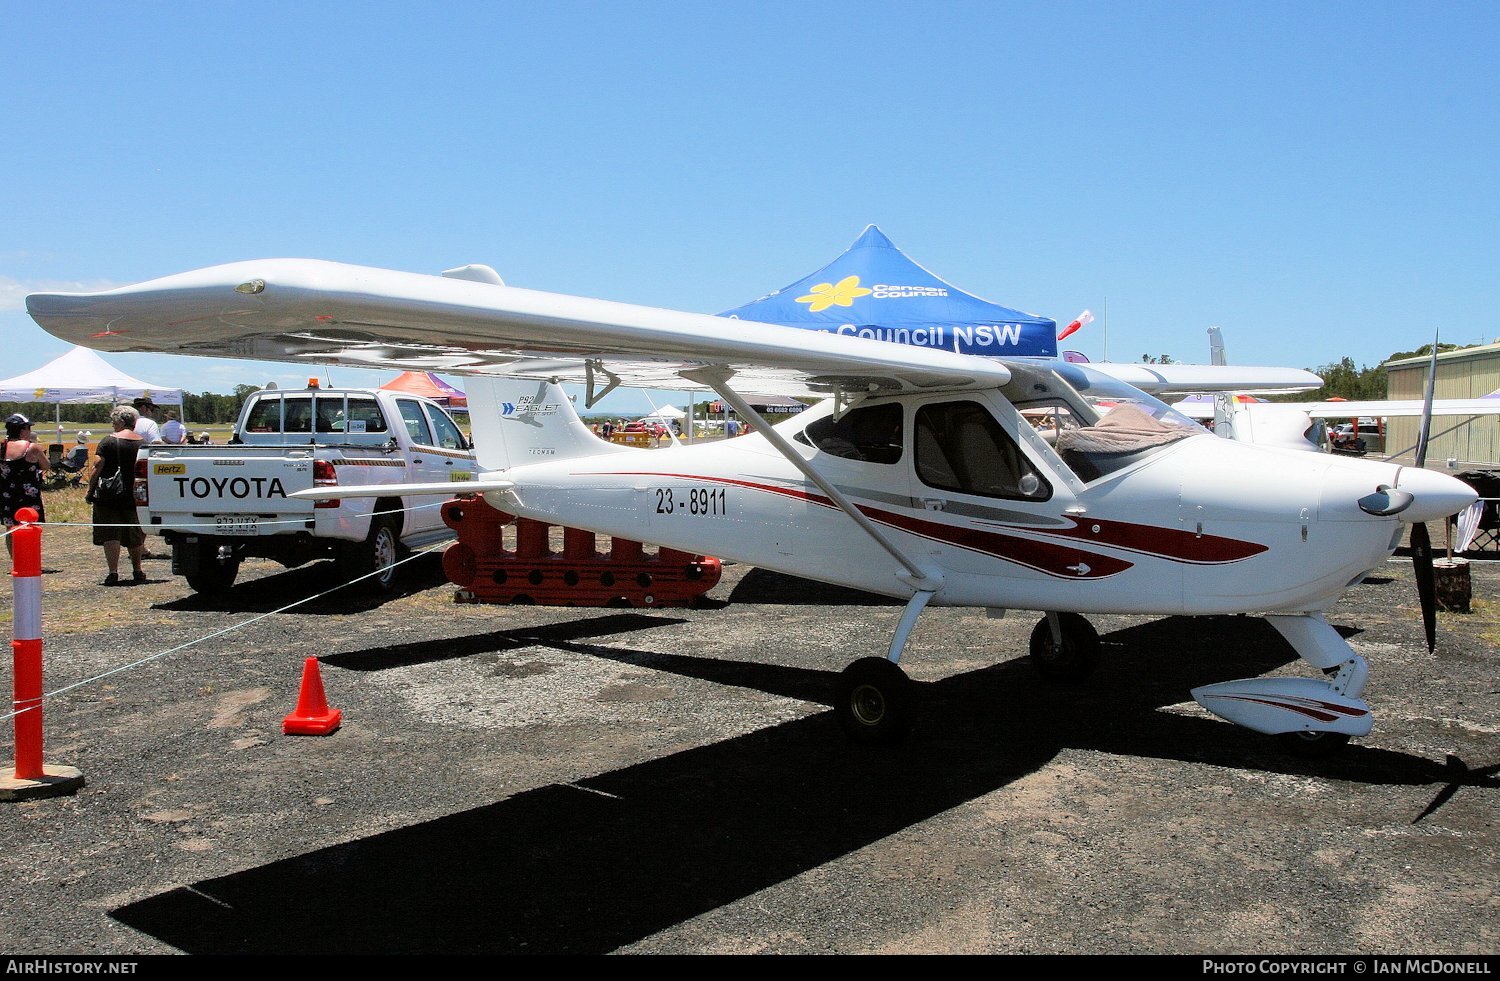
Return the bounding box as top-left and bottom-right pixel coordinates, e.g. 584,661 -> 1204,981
154,463 -> 187,475
450,471 -> 473,482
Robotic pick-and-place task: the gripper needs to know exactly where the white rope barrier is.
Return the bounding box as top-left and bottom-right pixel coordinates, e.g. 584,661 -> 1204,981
2,500 -> 455,723
32,499 -> 448,533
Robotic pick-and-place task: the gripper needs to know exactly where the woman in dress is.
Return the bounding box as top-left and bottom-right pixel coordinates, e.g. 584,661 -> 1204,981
1,413 -> 50,558
89,405 -> 147,586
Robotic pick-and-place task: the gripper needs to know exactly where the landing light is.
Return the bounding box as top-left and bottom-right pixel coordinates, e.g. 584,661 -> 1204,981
235,279 -> 265,295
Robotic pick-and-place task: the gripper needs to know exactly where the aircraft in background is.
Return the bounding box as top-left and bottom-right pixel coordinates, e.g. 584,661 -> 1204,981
1172,327 -> 1500,457
27,259 -> 1477,758
1176,396 -> 1500,456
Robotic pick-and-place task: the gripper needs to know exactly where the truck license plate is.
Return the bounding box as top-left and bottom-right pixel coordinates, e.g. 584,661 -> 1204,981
215,515 -> 259,536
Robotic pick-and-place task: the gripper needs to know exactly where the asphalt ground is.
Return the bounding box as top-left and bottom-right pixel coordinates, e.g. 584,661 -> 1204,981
1,505 -> 1496,957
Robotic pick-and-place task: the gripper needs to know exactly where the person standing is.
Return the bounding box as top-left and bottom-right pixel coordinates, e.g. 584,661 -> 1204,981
1,414 -> 50,559
129,398 -> 167,558
160,409 -> 187,445
89,405 -> 147,585
132,397 -> 163,444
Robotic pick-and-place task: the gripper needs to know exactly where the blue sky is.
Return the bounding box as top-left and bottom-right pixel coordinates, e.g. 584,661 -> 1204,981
4,1 -> 1496,414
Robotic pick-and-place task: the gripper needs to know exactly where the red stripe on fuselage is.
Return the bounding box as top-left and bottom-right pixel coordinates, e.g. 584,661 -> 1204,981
589,470 -> 1130,580
1018,516 -> 1268,565
592,469 -> 1267,572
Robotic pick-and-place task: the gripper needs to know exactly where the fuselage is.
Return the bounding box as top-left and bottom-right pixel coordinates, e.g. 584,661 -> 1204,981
483,391 -> 1459,617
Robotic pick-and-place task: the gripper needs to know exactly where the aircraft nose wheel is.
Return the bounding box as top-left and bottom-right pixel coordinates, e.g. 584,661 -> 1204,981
835,657 -> 913,745
1277,730 -> 1351,759
1028,613 -> 1101,684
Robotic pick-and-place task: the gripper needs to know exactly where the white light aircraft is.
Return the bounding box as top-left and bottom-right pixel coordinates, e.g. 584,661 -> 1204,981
27,259 -> 1478,757
1172,328 -> 1500,458
1176,396 -> 1500,455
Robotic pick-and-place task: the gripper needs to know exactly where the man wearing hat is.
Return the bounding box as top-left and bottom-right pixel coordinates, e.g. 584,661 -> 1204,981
132,397 -> 163,445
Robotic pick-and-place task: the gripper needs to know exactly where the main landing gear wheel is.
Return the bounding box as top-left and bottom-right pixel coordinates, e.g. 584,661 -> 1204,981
835,657 -> 912,746
1028,613 -> 1101,684
1277,730 -> 1351,759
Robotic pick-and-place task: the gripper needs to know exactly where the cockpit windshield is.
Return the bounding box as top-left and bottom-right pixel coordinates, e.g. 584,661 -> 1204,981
1005,362 -> 1206,483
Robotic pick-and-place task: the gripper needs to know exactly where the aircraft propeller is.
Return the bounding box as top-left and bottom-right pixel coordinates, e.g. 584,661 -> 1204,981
1410,337 -> 1441,653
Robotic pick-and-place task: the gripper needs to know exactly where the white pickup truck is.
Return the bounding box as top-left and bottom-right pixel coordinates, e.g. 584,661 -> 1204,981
136,385 -> 476,594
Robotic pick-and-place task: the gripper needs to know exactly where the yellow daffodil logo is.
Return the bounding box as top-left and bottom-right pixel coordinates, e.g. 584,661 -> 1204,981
796,275 -> 872,313
33,388 -> 47,399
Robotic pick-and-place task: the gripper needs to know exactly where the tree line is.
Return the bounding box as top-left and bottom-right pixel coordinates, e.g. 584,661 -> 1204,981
1267,345 -> 1472,403
1268,357 -> 1387,403
0,384 -> 262,426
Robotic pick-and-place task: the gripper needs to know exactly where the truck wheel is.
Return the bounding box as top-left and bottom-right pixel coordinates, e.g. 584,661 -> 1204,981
186,542 -> 240,596
341,516 -> 401,594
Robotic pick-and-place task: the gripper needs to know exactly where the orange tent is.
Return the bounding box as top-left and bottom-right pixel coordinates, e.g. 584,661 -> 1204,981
379,371 -> 467,409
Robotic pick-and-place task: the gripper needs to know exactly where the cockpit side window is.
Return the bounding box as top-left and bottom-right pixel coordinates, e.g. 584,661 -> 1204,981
914,401 -> 1050,501
794,402 -> 903,464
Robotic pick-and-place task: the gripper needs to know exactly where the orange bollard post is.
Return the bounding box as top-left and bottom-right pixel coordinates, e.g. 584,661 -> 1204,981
3,507 -> 84,801
282,657 -> 342,736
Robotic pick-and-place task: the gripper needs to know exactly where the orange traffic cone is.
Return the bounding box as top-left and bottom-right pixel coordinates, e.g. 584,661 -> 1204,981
283,657 -> 342,736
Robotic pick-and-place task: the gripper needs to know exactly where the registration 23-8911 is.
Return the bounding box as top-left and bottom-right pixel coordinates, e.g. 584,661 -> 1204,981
654,487 -> 728,516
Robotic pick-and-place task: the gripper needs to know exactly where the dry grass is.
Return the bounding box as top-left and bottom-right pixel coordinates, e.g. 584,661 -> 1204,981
42,484 -> 93,524
1470,597 -> 1500,647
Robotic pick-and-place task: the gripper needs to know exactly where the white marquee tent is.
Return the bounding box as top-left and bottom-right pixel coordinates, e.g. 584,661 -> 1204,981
0,346 -> 183,442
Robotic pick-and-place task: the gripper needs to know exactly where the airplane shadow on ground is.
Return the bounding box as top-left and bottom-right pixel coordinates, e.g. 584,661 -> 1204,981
111,615 -> 1496,954
152,553 -> 451,615
725,567 -> 905,607
320,613 -> 687,672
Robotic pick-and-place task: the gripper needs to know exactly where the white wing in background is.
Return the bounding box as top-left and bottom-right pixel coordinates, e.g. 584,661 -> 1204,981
1087,361 -> 1320,395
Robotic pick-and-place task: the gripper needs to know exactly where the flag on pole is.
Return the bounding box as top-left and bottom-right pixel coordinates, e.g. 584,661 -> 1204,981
1057,309 -> 1094,341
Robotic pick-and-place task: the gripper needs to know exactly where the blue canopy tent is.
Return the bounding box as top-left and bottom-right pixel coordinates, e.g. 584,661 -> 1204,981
719,225 -> 1057,359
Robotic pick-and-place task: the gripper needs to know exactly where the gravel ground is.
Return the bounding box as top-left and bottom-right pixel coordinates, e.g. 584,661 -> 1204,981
1,502 -> 1496,956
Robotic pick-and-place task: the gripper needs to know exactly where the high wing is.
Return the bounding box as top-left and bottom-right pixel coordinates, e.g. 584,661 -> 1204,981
1084,362 -> 1320,395
25,258 -> 1011,399
26,258 -> 1326,401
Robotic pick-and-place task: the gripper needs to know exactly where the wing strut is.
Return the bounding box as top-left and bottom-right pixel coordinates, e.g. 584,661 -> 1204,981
680,366 -> 940,593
